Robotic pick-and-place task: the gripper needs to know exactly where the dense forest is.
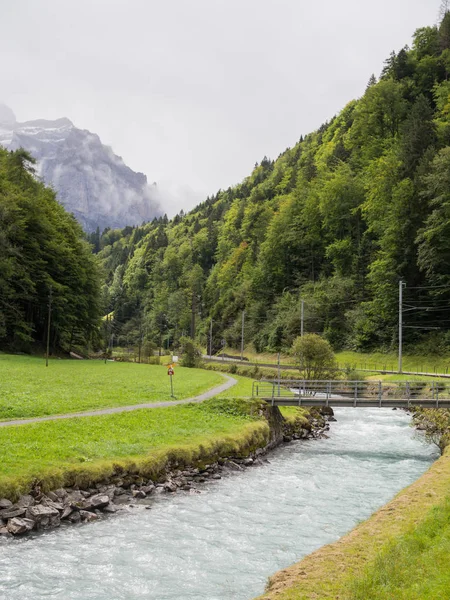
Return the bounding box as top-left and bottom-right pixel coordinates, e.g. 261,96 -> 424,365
0,147 -> 101,352
93,14 -> 450,356
5,15 -> 450,358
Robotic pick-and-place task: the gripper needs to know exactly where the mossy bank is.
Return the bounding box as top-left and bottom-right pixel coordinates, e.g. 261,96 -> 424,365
0,398 -> 330,538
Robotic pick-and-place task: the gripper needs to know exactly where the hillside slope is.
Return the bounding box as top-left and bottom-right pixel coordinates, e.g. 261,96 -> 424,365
97,15 -> 450,355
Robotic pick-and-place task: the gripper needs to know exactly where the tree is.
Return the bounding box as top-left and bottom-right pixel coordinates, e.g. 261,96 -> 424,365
399,95 -> 436,176
412,407 -> 450,453
178,336 -> 202,368
291,334 -> 337,380
417,147 -> 450,288
439,0 -> 450,23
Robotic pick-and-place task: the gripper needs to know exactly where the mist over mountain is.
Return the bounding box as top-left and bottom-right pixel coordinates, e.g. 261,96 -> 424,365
0,105 -> 162,232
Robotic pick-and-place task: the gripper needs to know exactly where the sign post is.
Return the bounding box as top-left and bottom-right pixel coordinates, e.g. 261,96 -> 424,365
168,364 -> 175,397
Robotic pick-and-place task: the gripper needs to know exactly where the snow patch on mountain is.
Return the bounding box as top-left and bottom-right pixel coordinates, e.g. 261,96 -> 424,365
0,105 -> 162,231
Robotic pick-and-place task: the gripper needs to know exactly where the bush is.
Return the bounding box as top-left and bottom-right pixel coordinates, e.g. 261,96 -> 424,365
178,336 -> 202,368
291,333 -> 337,380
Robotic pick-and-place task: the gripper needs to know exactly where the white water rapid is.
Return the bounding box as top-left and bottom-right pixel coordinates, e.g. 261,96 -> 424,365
0,408 -> 438,599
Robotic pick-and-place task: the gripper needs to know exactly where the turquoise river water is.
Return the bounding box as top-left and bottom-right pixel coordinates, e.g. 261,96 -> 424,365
0,408 -> 438,600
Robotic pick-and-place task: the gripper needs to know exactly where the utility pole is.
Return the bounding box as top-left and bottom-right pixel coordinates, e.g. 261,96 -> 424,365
104,314 -> 108,364
398,280 -> 405,374
277,352 -> 281,397
209,318 -> 213,358
46,286 -> 52,367
240,310 -> 245,360
301,299 -> 304,337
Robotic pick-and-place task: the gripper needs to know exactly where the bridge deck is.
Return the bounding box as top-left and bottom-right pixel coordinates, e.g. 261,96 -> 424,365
253,380 -> 450,409
261,397 -> 450,408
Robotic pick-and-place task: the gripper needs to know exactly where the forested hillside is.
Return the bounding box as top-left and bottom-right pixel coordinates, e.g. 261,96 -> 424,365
0,147 -> 101,352
96,14 -> 450,355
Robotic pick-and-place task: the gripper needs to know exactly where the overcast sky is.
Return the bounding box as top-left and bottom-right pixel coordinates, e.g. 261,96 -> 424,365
0,0 -> 441,215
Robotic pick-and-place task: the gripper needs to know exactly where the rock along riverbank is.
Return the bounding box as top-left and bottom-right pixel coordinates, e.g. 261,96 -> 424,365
0,405 -> 332,539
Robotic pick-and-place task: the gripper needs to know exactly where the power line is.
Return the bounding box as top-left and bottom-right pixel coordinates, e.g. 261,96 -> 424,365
406,285 -> 450,290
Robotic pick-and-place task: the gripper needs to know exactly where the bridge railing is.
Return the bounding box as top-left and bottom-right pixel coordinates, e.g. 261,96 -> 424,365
252,379 -> 450,404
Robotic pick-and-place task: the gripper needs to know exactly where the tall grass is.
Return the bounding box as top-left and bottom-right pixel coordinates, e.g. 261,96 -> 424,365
348,497 -> 450,599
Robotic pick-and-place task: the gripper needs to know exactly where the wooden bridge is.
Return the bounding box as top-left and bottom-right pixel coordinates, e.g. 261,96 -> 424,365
252,380 -> 450,409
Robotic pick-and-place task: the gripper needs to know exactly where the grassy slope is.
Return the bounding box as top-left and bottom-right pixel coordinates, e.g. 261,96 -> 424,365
256,449 -> 450,600
336,351 -> 450,374
0,397 -> 269,500
0,353 -> 224,420
348,497 -> 450,599
221,347 -> 450,374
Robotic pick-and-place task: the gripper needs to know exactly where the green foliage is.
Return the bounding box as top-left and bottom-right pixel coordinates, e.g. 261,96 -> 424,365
291,334 -> 337,380
198,396 -> 262,420
0,398 -> 269,499
0,147 -> 101,352
412,407 -> 450,452
95,12 -> 450,356
347,497 -> 450,599
178,336 -> 202,368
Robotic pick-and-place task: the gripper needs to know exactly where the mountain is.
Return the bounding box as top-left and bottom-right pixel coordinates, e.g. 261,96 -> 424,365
94,14 -> 450,356
0,106 -> 162,232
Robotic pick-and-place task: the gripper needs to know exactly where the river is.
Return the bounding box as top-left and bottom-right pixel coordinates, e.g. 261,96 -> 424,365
0,408 -> 438,600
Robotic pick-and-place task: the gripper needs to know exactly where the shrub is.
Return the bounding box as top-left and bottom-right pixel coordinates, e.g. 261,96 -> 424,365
178,336 -> 202,368
291,333 -> 337,380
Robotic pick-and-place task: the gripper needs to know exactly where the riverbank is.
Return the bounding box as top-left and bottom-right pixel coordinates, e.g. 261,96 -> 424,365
0,397 -> 330,538
256,434 -> 449,599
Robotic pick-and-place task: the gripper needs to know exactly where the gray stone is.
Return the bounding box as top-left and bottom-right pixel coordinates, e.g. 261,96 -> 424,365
141,485 -> 155,495
68,511 -> 81,523
88,494 -> 110,510
67,490 -> 85,504
54,488 -> 68,500
103,504 -> 117,514
0,499 -> 12,510
211,474 -> 222,480
17,495 -> 34,507
26,504 -> 60,520
164,481 -> 178,493
46,491 -> 59,502
0,507 -> 26,519
7,517 -> 35,535
112,495 -> 130,505
61,506 -> 73,520
79,510 -> 98,522
227,461 -> 244,471
132,490 -> 146,499
42,499 -> 64,512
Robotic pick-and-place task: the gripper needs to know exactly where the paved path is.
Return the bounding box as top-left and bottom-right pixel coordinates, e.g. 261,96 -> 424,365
0,375 -> 237,428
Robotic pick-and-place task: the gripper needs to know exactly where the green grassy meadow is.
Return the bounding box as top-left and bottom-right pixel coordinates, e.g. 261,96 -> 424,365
347,497 -> 450,600
0,353 -> 224,420
336,350 -> 450,374
222,346 -> 450,375
0,397 -> 268,499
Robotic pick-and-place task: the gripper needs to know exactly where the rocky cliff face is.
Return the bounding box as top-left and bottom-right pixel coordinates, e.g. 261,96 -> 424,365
0,105 -> 162,232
